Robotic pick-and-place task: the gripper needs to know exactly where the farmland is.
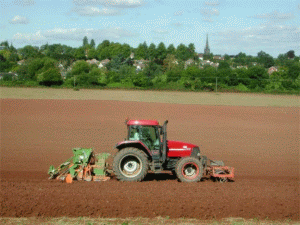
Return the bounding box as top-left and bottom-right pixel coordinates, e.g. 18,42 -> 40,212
0,88 -> 299,224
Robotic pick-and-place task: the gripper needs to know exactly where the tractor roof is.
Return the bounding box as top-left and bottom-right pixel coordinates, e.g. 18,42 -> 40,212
127,120 -> 159,126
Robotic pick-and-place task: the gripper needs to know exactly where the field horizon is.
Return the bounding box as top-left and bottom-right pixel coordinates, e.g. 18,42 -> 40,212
0,87 -> 299,107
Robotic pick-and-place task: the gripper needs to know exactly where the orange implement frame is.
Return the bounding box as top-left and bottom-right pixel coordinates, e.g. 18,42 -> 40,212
206,166 -> 235,180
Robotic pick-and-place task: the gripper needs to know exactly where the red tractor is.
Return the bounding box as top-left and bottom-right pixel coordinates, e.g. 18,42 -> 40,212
113,120 -> 234,182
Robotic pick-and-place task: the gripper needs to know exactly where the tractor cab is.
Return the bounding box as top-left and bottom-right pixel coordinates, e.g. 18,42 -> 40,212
126,120 -> 161,150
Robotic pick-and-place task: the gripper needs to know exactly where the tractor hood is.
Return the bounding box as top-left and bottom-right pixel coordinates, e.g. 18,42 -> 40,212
167,140 -> 198,158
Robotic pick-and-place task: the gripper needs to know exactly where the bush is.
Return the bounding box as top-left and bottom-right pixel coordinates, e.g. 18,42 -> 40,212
235,83 -> 249,92
37,68 -> 63,86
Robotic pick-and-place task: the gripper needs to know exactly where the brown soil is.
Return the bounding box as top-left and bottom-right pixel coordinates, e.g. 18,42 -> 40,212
0,99 -> 299,220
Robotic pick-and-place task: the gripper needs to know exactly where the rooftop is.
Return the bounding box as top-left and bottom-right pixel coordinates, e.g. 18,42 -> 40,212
127,120 -> 159,126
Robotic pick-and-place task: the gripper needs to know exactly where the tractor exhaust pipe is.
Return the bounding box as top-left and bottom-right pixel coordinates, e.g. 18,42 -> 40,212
161,120 -> 168,163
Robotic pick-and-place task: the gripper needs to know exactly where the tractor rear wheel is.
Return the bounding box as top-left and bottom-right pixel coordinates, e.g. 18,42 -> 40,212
175,157 -> 203,182
113,147 -> 149,182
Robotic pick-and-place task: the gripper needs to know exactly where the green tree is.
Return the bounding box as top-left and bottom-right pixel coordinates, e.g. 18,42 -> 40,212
37,67 -> 63,86
218,61 -> 230,70
143,61 -> 162,79
69,60 -> 90,77
19,45 -> 39,59
182,65 -> 201,80
287,62 -> 300,79
87,48 -> 98,59
167,44 -> 176,55
257,51 -> 274,68
148,43 -> 157,60
187,43 -> 196,59
74,47 -> 86,60
27,58 -> 45,80
90,39 -> 96,48
286,50 -> 295,59
83,36 -> 89,47
176,44 -> 188,61
276,53 -> 288,66
135,42 -> 148,59
163,54 -> 178,72
156,42 -> 167,63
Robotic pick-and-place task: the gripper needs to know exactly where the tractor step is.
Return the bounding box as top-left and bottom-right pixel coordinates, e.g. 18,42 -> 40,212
151,161 -> 163,172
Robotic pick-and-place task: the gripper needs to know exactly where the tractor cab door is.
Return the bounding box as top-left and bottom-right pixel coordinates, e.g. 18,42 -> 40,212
128,125 -> 160,150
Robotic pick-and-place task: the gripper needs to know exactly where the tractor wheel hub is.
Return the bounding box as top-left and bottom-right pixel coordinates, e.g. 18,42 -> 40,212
124,161 -> 138,173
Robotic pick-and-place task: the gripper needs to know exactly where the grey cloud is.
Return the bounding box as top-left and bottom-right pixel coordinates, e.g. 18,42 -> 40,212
9,16 -> 29,24
251,11 -> 295,23
13,0 -> 35,7
152,28 -> 169,34
12,31 -> 46,44
42,27 -> 136,41
202,17 -> 214,23
214,24 -> 299,55
201,8 -> 219,16
171,22 -> 184,27
173,10 -> 184,16
73,0 -> 145,8
73,6 -> 122,16
204,0 -> 219,6
12,27 -> 137,45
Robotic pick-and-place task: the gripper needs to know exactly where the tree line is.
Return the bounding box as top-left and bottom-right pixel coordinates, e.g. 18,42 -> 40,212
0,38 -> 299,94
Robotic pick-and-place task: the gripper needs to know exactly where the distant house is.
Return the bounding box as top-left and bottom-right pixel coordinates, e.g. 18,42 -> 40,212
98,59 -> 110,68
268,66 -> 278,75
86,59 -> 99,65
0,46 -> 5,51
236,65 -> 248,69
201,60 -> 211,66
213,55 -> 224,60
134,59 -> 149,65
135,64 -> 146,71
0,72 -> 18,80
185,59 -> 194,68
17,60 -> 25,65
130,52 -> 134,59
211,62 -> 219,68
198,53 -> 204,60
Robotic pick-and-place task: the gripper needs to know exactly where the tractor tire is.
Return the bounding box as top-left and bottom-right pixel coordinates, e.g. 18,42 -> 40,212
175,157 -> 203,182
113,147 -> 149,182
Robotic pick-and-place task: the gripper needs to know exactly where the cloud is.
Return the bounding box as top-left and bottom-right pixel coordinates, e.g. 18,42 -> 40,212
171,22 -> 184,27
11,27 -> 137,45
204,0 -> 219,6
13,0 -> 35,7
202,17 -> 214,23
201,8 -> 219,16
173,10 -> 184,16
9,16 -> 29,24
73,6 -> 122,16
214,24 -> 299,55
152,28 -> 169,34
73,0 -> 145,8
12,31 -> 46,44
42,27 -> 136,41
251,11 -> 295,23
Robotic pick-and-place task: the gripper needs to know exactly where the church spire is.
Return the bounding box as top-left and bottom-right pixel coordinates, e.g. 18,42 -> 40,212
204,33 -> 210,55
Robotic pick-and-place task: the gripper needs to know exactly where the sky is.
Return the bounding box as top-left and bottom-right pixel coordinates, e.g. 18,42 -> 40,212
1,0 -> 299,57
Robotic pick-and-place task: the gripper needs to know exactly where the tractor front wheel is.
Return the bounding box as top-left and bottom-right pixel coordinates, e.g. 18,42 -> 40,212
113,147 -> 149,182
175,157 -> 203,182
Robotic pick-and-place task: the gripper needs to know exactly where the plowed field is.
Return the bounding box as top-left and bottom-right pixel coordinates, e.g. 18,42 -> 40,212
0,97 -> 299,221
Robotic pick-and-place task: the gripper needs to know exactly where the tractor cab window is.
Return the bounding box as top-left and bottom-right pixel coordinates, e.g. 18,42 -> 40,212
128,126 -> 160,150
129,126 -> 140,140
141,126 -> 160,150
